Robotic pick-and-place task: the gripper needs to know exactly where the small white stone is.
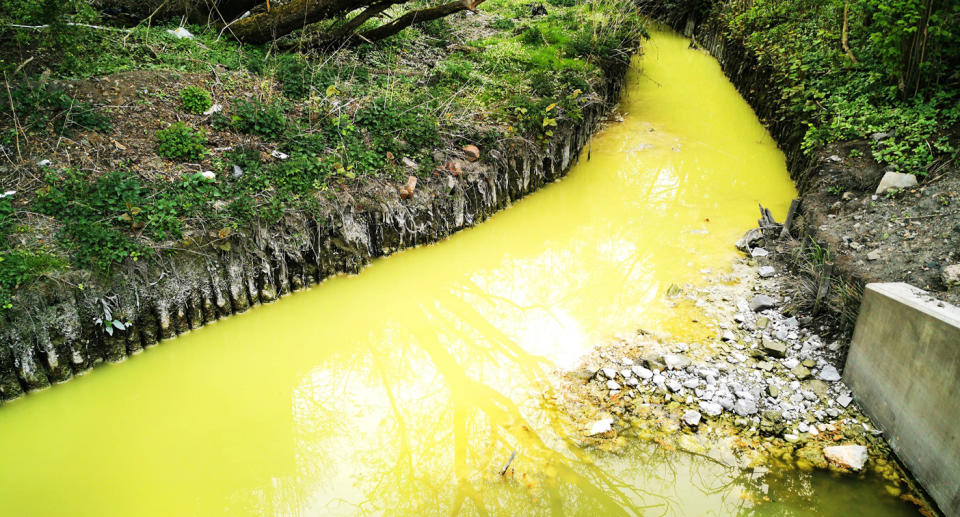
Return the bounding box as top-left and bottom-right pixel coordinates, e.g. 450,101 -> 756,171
271,150 -> 289,160
824,445 -> 868,471
682,410 -> 701,427
631,365 -> 653,380
201,170 -> 216,180
818,365 -> 842,382
588,418 -> 614,436
606,379 -> 621,391
699,401 -> 723,416
751,247 -> 770,258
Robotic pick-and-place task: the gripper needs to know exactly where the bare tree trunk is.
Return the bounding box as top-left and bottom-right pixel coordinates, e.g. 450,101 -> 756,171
899,0 -> 934,98
841,2 -> 858,63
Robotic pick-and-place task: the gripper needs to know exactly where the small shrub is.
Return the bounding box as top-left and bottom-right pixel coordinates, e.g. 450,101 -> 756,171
180,85 -> 212,114
156,122 -> 207,160
231,100 -> 287,137
274,55 -> 309,99
1,80 -> 112,140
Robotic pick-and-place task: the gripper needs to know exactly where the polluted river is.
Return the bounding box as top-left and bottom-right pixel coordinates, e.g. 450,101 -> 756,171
0,28 -> 921,516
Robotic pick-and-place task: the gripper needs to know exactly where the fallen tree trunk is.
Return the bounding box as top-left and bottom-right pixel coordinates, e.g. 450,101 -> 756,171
97,0 -> 484,46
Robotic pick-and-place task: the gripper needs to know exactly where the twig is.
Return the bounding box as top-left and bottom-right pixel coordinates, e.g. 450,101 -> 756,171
499,450 -> 517,476
903,209 -> 960,221
13,57 -> 34,75
7,22 -> 130,32
3,72 -> 24,161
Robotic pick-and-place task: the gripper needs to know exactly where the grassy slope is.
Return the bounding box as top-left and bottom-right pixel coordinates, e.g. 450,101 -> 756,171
0,0 -> 643,311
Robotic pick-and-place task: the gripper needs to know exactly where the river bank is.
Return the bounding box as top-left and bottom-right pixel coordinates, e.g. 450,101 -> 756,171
0,1 -> 643,400
558,239 -> 934,514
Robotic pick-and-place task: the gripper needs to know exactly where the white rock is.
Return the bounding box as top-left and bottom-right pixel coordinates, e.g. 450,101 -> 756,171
699,401 -> 723,416
606,380 -> 621,390
666,380 -> 683,393
783,358 -> 800,369
784,433 -> 800,443
751,247 -> 770,258
632,365 -> 653,380
663,353 -> 691,370
0,190 -> 15,198
758,266 -> 776,278
942,264 -> 960,286
203,103 -> 223,116
601,367 -> 617,379
818,365 -> 842,382
201,170 -> 216,180
37,159 -> 52,167
733,398 -> 758,416
682,410 -> 702,427
823,445 -> 868,471
837,394 -> 853,408
232,164 -> 244,177
588,418 -> 614,436
625,377 -> 639,387
619,368 -> 634,378
875,171 -> 917,194
167,27 -> 194,39
721,330 -> 736,342
620,357 -> 634,366
271,150 -> 289,160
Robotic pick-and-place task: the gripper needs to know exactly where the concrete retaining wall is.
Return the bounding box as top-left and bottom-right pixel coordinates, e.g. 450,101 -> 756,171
844,282 -> 960,516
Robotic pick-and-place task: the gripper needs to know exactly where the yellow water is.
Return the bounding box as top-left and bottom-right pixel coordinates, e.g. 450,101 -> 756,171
0,28 -> 918,516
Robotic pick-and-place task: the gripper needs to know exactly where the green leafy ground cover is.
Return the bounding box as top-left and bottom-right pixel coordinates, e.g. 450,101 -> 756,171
718,0 -> 959,174
0,0 -> 643,310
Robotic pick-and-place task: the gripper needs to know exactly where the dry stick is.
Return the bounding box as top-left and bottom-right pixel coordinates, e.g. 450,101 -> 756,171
813,262 -> 833,315
124,1 -> 168,46
3,72 -> 24,162
499,451 -> 517,476
7,22 -> 130,32
841,2 -> 857,63
903,209 -> 960,221
13,56 -> 34,75
780,198 -> 800,239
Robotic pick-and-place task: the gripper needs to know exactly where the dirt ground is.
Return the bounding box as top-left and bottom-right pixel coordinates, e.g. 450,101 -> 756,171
796,141 -> 960,310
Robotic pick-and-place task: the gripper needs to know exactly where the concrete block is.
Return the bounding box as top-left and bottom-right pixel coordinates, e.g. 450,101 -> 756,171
845,283 -> 960,516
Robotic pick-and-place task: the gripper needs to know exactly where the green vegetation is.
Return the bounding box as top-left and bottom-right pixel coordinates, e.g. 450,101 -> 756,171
720,0 -> 959,175
0,0 -> 643,310
156,122 -> 207,160
179,85 -> 212,114
0,78 -> 112,148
